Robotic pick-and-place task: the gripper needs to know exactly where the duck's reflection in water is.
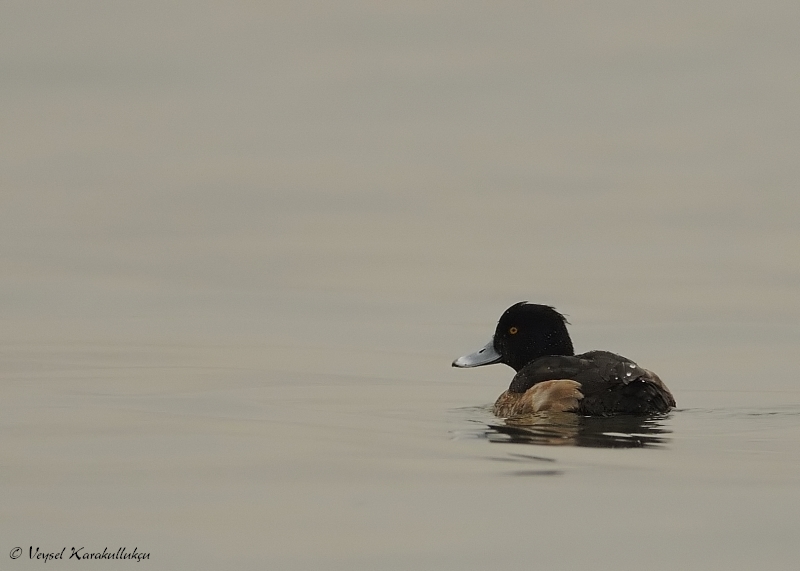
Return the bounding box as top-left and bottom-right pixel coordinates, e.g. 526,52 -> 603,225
485,412 -> 672,448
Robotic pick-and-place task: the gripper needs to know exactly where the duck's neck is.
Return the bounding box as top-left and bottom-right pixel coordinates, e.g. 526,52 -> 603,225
507,332 -> 575,372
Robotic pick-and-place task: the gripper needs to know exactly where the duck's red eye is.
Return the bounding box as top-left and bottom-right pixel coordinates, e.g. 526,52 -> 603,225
509,327 -> 518,335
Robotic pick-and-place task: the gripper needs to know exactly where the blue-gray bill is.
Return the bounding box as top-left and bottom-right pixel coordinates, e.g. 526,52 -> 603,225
452,339 -> 502,368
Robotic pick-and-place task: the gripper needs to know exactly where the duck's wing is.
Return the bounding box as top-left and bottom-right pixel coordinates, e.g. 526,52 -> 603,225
574,352 -> 675,415
509,351 -> 675,415
578,372 -> 675,415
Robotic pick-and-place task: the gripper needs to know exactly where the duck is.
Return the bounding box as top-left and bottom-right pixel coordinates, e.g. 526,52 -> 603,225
452,302 -> 675,417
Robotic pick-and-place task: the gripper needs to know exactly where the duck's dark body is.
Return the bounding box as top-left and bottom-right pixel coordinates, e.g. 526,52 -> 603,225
507,351 -> 674,416
453,303 -> 676,417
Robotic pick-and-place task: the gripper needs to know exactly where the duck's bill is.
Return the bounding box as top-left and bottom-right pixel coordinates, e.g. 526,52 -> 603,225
452,339 -> 502,368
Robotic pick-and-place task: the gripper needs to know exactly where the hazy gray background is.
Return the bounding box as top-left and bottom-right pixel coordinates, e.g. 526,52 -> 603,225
2,2 -> 800,569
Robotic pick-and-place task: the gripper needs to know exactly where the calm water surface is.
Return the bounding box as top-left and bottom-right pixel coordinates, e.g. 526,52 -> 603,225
3,2 -> 800,569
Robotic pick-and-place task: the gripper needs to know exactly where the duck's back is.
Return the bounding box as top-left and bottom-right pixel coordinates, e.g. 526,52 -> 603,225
505,351 -> 675,416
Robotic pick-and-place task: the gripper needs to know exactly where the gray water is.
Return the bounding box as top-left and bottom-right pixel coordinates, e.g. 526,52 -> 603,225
3,2 -> 800,569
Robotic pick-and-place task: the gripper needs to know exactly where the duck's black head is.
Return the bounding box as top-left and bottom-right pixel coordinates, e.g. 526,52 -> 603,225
453,302 -> 575,372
